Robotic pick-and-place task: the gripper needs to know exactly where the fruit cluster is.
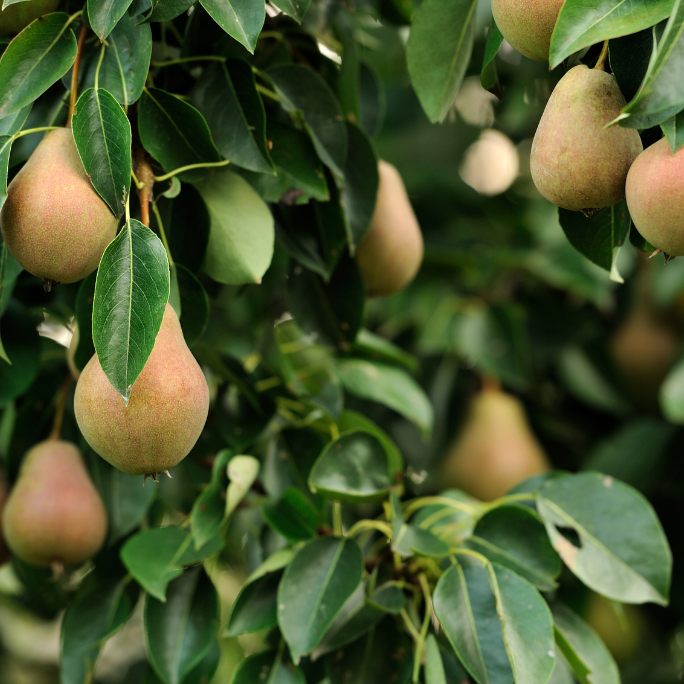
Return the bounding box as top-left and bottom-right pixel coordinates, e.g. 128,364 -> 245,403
494,0 -> 683,256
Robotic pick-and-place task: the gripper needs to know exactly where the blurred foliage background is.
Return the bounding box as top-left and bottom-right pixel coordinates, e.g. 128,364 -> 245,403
3,0 -> 684,682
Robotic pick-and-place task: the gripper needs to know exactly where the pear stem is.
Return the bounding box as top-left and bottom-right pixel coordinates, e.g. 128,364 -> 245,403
66,24 -> 89,128
133,149 -> 155,228
49,377 -> 72,441
13,126 -> 59,139
153,158 -> 231,182
594,40 -> 610,72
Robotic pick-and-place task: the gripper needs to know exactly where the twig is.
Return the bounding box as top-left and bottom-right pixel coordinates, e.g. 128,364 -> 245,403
66,24 -> 88,128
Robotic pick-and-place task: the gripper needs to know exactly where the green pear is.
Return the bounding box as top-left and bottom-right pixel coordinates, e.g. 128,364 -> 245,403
74,304 -> 210,477
2,440 -> 107,567
0,0 -> 59,37
530,65 -> 643,212
355,160 -> 423,297
491,0 -> 565,61
442,385 -> 549,501
0,128 -> 118,288
625,137 -> 684,256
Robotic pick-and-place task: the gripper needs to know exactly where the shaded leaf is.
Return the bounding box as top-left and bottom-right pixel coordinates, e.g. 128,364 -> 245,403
88,0 -> 133,40
270,0 -> 310,23
481,21 -> 503,98
198,0 -> 264,53
262,487 -> 319,541
231,648 -> 305,684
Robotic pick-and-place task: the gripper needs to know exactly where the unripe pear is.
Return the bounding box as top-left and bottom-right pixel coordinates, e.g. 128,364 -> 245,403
625,138 -> 684,256
0,0 -> 59,36
530,65 -> 643,213
442,385 -> 549,501
0,128 -> 118,288
74,304 -> 210,477
2,440 -> 107,567
491,0 -> 565,61
355,160 -> 423,297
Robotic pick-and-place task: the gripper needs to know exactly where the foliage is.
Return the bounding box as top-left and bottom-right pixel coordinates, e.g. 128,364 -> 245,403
1,0 -> 684,683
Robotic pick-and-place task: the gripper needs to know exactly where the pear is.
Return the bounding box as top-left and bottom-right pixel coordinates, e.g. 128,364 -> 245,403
441,385 -> 549,501
0,470 -> 10,566
74,304 -> 210,477
2,440 -> 107,567
0,128 -> 118,289
355,160 -> 424,297
625,137 -> 684,256
0,0 -> 59,36
491,0 -> 565,61
530,65 -> 643,212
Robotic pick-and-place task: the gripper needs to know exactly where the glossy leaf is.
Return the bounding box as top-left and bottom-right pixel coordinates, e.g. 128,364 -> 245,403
368,582 -> 406,614
662,110 -> 684,152
92,219 -> 169,402
538,472 -> 672,605
227,549 -> 293,636
621,0 -> 684,129
139,88 -> 221,182
0,134 -> 13,211
0,103 -> 30,135
72,87 -> 131,220
262,487 -> 319,541
144,0 -> 194,21
552,603 -> 620,684
195,169 -> 274,285
0,13 -> 77,118
550,0 -> 670,69
406,0 -> 477,123
336,359 -> 434,433
190,449 -> 232,549
481,21 -> 503,98
198,0 -> 265,53
393,516 -> 450,557
309,429 -> 394,503
145,567 -> 220,684
121,526 -> 223,601
425,634 -> 448,684
88,0 -> 133,40
61,578 -> 135,684
558,201 -> 630,279
610,27 -> 654,103
278,537 -> 363,662
270,0 -> 311,23
465,506 -> 562,592
269,64 -> 348,177
192,59 -> 274,174
232,649 -> 305,684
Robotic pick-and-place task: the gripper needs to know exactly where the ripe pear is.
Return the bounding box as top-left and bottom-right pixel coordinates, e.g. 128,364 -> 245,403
0,0 -> 59,36
0,128 -> 118,288
0,470 -> 10,566
355,160 -> 424,297
442,385 -> 549,501
74,304 -> 210,477
2,440 -> 107,567
530,65 -> 643,212
625,137 -> 684,256
491,0 -> 565,61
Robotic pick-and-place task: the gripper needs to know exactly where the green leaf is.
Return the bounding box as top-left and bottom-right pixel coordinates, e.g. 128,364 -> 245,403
72,272 -> 96,372
309,429 -> 394,503
269,64 -> 348,177
621,0 -> 684,128
72,87 -> 131,220
144,0 -> 194,21
660,355 -> 684,422
552,603 -> 620,684
661,110 -> 684,152
610,28 -> 654,103
341,122 -> 378,250
226,454 -> 260,516
0,13 -> 77,118
0,134 -> 13,211
176,265 -> 209,347
145,567 -> 220,684
198,0 -> 265,53
194,169 -> 274,285
92,219 -> 170,402
537,472 -> 672,605
367,581 -> 406,614
425,634 -> 447,684
481,21 -> 503,98
270,0 -> 311,23
88,0 -> 133,40
0,304 -> 40,404
558,201 -> 630,278
465,506 -> 562,592
91,456 -> 156,544
406,0 -> 477,123
190,449 -> 232,549
227,549 -> 293,636
278,537 -> 364,663
336,359 -> 434,433
61,578 -> 135,684
262,487 -> 319,541
433,561 -> 556,684
232,648 -> 305,684
549,0 -> 670,69
0,103 -> 30,135
121,526 -> 224,601
392,516 -> 450,558
139,88 -> 221,182
353,329 -> 419,372
192,59 -> 274,174
183,639 -> 221,684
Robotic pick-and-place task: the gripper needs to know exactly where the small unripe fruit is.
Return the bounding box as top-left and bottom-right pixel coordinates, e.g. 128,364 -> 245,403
491,0 -> 565,62
355,160 -> 423,297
